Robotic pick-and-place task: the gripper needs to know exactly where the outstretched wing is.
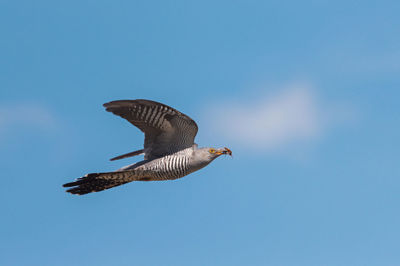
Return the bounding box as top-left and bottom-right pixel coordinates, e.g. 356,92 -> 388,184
103,99 -> 198,160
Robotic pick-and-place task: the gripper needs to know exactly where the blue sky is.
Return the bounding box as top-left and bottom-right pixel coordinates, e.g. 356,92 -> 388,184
1,1 -> 400,265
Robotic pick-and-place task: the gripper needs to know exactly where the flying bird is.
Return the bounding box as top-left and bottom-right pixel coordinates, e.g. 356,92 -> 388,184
63,99 -> 232,195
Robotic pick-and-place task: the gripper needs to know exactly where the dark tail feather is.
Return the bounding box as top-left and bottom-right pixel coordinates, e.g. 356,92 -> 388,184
63,171 -> 132,195
110,149 -> 144,161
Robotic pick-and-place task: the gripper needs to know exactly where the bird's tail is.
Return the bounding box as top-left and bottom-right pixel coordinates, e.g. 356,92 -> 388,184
63,170 -> 137,195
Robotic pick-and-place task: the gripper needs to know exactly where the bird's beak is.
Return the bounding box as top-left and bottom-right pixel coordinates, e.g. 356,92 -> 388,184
216,147 -> 232,156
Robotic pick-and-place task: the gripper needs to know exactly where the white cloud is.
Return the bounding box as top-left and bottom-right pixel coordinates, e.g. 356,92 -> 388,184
0,103 -> 57,138
203,84 -> 356,151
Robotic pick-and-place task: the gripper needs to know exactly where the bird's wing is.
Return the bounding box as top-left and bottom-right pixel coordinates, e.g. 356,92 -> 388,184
109,149 -> 144,161
103,99 -> 198,160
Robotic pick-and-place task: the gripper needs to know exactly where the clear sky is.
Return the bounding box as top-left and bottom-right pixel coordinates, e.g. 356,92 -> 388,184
1,1 -> 400,265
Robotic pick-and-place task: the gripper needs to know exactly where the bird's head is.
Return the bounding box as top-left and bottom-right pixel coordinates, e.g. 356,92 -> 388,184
191,146 -> 232,170
199,147 -> 232,162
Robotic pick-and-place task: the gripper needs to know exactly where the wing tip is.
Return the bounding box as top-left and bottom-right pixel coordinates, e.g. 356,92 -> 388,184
109,149 -> 145,161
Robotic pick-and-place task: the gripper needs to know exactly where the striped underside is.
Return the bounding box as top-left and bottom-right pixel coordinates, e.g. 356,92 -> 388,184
64,148 -> 195,195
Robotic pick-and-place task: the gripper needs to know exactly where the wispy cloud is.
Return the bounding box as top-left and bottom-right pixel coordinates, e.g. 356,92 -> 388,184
0,103 -> 57,139
203,83 -> 356,152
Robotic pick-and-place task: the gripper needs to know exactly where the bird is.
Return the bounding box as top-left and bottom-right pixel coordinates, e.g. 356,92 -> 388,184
63,99 -> 232,195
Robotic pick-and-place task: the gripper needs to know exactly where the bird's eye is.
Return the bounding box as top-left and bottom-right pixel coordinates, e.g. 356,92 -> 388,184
209,148 -> 216,153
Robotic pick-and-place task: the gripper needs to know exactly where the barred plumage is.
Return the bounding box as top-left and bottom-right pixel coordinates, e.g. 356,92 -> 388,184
63,99 -> 232,195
